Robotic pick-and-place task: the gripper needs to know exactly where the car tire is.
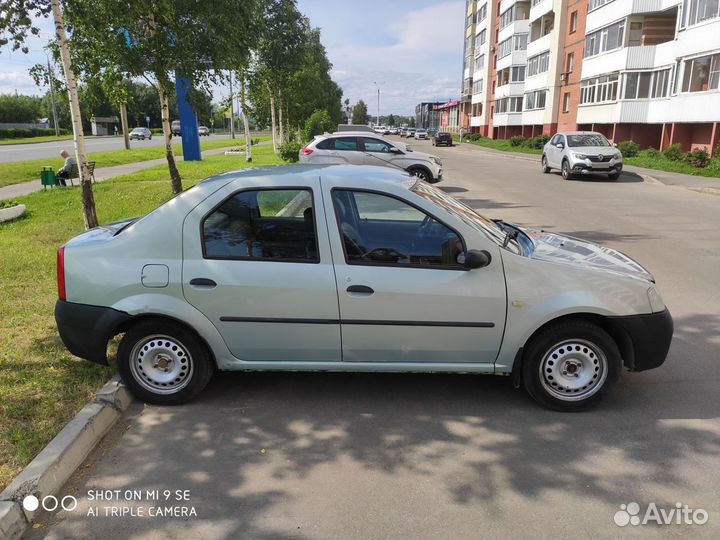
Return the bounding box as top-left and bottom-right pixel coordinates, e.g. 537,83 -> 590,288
117,319 -> 214,405
541,155 -> 551,173
561,160 -> 573,180
407,167 -> 432,183
608,171 -> 620,180
522,320 -> 621,411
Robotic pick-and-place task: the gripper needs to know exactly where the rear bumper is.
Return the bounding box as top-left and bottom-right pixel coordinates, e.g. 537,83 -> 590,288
55,300 -> 132,365
609,309 -> 673,372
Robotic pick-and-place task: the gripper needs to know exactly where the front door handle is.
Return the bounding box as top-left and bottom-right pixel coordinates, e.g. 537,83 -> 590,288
189,278 -> 217,288
347,285 -> 374,295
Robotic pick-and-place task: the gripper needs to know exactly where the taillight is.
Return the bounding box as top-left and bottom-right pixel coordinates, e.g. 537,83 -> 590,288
57,246 -> 66,301
301,147 -> 314,155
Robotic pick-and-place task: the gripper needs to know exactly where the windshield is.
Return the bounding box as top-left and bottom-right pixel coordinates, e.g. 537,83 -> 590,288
411,181 -> 516,251
567,133 -> 611,147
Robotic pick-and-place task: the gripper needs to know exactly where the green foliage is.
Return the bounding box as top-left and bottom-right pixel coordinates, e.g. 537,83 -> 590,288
618,140 -> 640,157
685,147 -> 710,168
463,133 -> 483,142
0,199 -> 19,209
509,135 -> 526,147
352,100 -> 370,125
278,140 -> 302,162
524,134 -> 550,149
0,128 -> 70,139
301,110 -> 334,142
0,94 -> 44,123
663,143 -> 686,161
644,147 -> 661,158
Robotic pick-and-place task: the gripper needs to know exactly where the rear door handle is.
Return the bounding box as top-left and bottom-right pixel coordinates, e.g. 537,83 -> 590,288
346,285 -> 374,295
189,278 -> 217,288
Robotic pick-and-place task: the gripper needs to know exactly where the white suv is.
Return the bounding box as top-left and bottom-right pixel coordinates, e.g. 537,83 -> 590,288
299,132 -> 443,183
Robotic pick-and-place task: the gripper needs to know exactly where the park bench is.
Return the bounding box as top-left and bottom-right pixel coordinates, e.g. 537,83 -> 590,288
64,162 -> 97,186
41,161 -> 96,188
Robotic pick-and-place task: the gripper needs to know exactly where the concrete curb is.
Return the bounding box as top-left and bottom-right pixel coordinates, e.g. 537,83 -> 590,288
0,375 -> 133,539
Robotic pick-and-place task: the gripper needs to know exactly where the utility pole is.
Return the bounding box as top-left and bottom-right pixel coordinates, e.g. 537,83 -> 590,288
46,55 -> 60,137
229,70 -> 236,139
373,81 -> 380,125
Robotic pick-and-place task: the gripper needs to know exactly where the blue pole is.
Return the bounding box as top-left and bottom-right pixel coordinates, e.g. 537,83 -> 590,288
175,72 -> 202,161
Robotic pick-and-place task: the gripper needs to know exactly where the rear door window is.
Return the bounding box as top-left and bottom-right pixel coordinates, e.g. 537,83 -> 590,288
333,137 -> 359,151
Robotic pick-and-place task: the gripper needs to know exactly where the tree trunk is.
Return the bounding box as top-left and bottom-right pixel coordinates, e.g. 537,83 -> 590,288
278,90 -> 285,144
158,81 -> 182,194
119,101 -> 130,150
51,0 -> 98,230
269,87 -> 278,153
238,71 -> 252,162
229,71 -> 236,140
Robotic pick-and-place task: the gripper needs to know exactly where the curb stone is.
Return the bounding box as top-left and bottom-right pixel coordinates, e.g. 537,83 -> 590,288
0,374 -> 133,539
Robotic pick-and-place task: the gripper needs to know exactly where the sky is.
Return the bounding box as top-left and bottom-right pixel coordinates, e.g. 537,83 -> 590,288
0,0 -> 466,117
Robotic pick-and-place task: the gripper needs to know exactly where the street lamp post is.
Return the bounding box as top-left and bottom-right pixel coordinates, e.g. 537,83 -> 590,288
373,81 -> 380,126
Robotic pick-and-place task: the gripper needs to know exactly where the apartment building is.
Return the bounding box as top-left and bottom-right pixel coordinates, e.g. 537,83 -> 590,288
464,0 -> 720,152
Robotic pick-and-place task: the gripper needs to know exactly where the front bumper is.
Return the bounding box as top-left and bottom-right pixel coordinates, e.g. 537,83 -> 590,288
572,160 -> 623,175
608,309 -> 673,372
55,300 -> 132,365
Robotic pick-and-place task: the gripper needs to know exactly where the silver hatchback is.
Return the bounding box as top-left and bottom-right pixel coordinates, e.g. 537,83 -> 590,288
542,131 -> 623,180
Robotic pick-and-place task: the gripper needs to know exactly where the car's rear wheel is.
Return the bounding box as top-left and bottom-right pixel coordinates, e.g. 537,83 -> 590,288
118,319 -> 214,405
522,320 -> 621,411
541,155 -> 550,173
561,160 -> 573,180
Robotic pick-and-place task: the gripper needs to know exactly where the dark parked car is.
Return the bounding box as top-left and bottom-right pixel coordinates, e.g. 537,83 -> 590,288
432,131 -> 453,147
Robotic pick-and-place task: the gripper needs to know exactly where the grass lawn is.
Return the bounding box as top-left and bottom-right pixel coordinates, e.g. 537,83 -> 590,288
0,145 -> 283,490
0,135 -> 73,146
0,136 -> 270,189
453,135 -> 544,155
625,153 -> 720,178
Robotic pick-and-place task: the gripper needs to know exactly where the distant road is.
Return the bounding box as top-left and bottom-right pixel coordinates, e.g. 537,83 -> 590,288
0,133 -> 250,163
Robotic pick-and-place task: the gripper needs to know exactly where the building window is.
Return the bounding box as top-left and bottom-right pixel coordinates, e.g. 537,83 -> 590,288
563,92 -> 571,112
497,66 -> 526,86
624,69 -> 671,99
500,2 -> 530,29
584,20 -> 626,58
580,73 -> 619,104
682,0 -> 720,27
566,52 -> 575,73
472,102 -> 483,116
569,11 -> 578,33
478,3 -> 487,22
681,53 -> 720,92
589,0 -> 615,11
472,78 -> 484,93
524,89 -> 547,110
527,51 -> 550,76
495,96 -> 523,113
498,33 -> 528,58
474,54 -> 485,72
478,28 -> 487,46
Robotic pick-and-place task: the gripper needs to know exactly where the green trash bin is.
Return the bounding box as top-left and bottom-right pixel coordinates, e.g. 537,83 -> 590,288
41,166 -> 57,188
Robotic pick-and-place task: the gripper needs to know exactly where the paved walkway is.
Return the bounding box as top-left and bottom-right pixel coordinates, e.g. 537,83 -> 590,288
0,147 -> 245,201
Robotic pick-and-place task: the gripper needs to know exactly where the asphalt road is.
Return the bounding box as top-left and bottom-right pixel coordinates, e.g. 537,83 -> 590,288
0,134 -> 232,163
26,141 -> 720,539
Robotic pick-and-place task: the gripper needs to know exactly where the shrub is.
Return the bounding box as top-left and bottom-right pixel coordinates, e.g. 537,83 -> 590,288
644,147 -> 660,158
618,140 -> 640,157
301,110 -> 335,143
524,134 -> 550,149
463,133 -> 483,142
0,127 -> 69,139
509,135 -> 526,147
663,143 -> 685,161
278,140 -> 302,162
685,147 -> 710,168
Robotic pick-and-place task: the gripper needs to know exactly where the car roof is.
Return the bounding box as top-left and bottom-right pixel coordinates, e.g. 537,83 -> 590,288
556,131 -> 604,136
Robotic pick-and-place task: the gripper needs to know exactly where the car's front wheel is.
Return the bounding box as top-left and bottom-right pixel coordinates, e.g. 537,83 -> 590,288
522,320 -> 621,411
561,160 -> 573,180
408,167 -> 432,183
118,319 -> 214,405
541,155 -> 551,173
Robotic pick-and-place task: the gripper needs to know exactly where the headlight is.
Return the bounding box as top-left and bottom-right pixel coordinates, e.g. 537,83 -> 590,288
572,152 -> 587,159
647,286 -> 665,313
430,156 -> 442,166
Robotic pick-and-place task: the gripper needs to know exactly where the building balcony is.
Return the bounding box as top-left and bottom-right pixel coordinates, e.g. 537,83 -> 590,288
495,81 -> 526,98
492,111 -> 523,126
576,91 -> 720,124
524,71 -> 549,91
581,41 -> 676,78
497,50 -> 527,71
586,0 -> 680,33
526,32 -> 551,58
530,0 -> 553,19
498,19 -> 530,43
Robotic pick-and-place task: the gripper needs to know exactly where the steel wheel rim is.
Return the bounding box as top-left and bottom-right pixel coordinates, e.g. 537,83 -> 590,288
129,334 -> 194,395
539,338 -> 608,401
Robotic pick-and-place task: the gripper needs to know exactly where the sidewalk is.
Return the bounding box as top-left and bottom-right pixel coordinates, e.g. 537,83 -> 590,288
457,141 -> 720,192
0,147 -> 237,201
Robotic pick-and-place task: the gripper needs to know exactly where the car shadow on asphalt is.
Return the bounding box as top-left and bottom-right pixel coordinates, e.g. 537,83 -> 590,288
560,171 -> 644,183
28,313 -> 720,540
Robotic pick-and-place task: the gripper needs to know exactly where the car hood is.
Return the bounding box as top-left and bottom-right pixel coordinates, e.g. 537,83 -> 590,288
402,147 -> 439,162
567,146 -> 619,157
523,228 -> 653,282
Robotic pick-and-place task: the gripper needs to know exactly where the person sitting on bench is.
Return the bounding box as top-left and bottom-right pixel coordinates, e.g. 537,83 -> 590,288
56,150 -> 76,187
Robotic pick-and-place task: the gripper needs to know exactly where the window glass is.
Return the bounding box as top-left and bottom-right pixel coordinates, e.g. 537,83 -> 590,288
333,190 -> 464,267
362,138 -> 392,153
316,138 -> 334,150
567,133 -> 611,147
203,189 -> 318,261
334,137 -> 358,151
682,54 -> 720,92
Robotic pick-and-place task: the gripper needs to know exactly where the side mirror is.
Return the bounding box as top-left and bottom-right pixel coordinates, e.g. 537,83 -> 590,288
612,142 -> 618,147
555,143 -> 564,149
389,147 -> 402,154
462,249 -> 492,269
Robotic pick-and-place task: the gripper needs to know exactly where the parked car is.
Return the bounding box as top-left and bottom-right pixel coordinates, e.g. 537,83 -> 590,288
337,124 -> 375,133
54,165 -> 672,410
414,129 -> 428,140
389,127 -> 399,135
427,128 -> 438,138
404,128 -> 416,138
399,128 -> 408,137
171,120 -> 181,136
198,126 -> 210,136
432,131 -> 453,147
298,131 -> 442,183
373,126 -> 385,134
129,127 -> 152,141
542,131 -> 623,180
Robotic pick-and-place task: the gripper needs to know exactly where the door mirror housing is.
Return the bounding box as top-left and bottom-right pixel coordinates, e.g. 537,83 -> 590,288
389,147 -> 403,154
555,143 -> 565,149
612,142 -> 618,147
462,249 -> 492,269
